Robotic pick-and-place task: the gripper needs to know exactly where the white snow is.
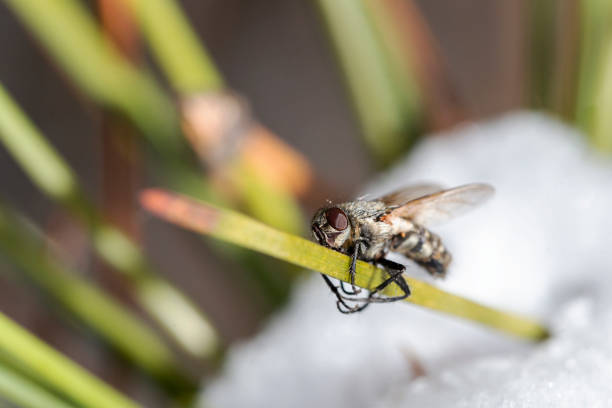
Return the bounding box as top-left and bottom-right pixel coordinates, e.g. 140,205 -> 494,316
200,112 -> 612,408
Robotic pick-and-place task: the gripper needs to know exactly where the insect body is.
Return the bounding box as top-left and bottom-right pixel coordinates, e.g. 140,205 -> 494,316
311,183 -> 494,313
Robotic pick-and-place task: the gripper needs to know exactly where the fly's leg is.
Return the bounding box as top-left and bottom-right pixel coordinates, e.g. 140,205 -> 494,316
320,274 -> 369,313
321,256 -> 409,313
339,241 -> 363,296
366,259 -> 411,303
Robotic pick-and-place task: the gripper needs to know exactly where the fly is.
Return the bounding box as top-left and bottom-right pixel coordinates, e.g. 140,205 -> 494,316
311,183 -> 494,313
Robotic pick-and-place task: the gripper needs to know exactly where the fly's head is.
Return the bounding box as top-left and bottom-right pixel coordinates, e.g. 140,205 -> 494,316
311,206 -> 352,252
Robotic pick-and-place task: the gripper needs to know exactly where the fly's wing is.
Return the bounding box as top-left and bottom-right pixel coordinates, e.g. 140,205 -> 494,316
379,183 -> 444,207
386,183 -> 494,226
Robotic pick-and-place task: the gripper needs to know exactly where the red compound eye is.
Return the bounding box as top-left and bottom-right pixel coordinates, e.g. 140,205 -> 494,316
325,207 -> 348,231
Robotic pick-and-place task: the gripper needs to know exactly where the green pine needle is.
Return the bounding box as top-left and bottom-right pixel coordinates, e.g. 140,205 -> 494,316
141,189 -> 550,342
0,313 -> 140,408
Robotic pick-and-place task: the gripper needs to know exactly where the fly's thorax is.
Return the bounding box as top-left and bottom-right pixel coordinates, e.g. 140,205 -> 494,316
342,201 -> 395,261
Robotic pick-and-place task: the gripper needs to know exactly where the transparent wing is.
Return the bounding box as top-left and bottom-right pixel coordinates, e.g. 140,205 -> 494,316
378,183 -> 444,207
386,183 -> 494,226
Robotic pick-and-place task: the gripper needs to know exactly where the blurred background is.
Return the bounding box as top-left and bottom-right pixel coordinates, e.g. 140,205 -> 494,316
0,0 -> 610,407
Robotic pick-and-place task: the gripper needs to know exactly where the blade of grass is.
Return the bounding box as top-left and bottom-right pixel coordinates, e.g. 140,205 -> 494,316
140,189 -> 550,341
365,0 -> 465,129
591,32 -> 612,151
316,0 -> 416,166
575,0 -> 612,151
528,0 -> 579,118
0,362 -> 78,408
96,0 -> 151,344
0,311 -> 141,408
550,0 -> 580,118
98,0 -> 141,60
2,0 -> 183,155
578,0 -> 612,151
362,0 -> 421,126
528,0 -> 557,109
0,204 -> 192,391
0,83 -> 220,359
123,0 -> 224,94
0,85 -> 77,201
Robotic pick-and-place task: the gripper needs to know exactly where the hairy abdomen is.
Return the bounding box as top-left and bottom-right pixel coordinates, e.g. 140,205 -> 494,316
390,223 -> 451,277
